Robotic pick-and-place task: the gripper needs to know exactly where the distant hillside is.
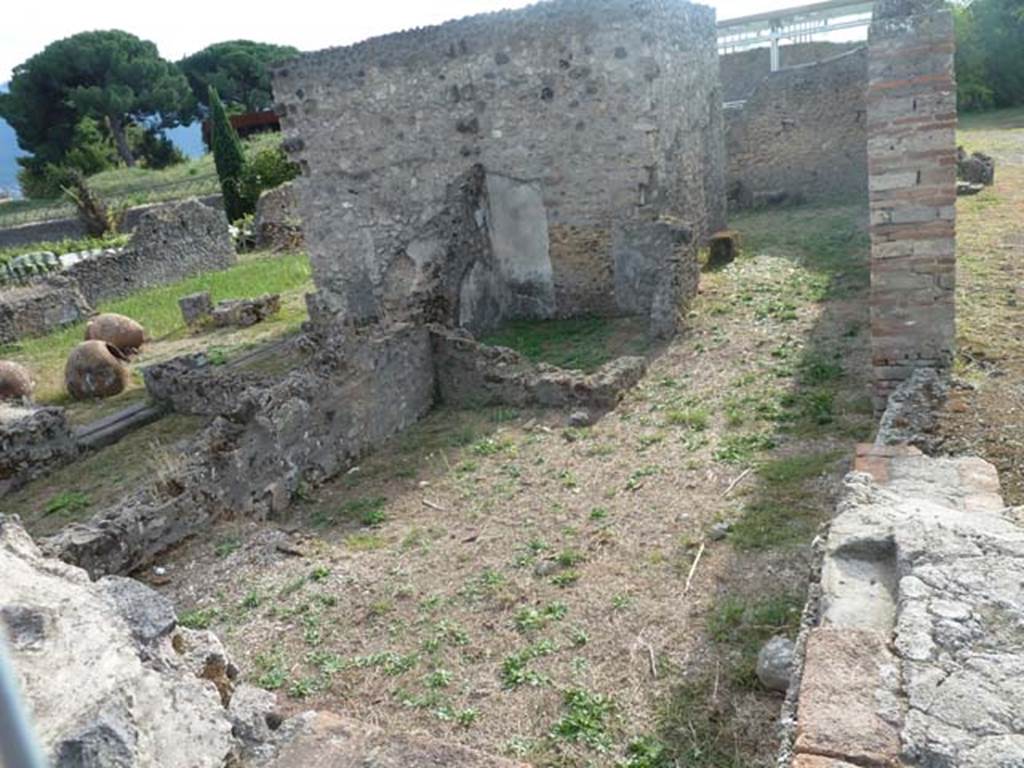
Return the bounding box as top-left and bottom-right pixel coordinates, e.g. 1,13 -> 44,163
0,81 -> 204,200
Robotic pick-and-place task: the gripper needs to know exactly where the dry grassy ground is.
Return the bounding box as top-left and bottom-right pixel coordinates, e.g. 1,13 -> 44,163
940,108 -> 1024,503
154,203 -> 875,767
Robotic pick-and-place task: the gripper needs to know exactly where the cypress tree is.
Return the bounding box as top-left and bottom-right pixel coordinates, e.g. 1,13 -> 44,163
209,86 -> 249,223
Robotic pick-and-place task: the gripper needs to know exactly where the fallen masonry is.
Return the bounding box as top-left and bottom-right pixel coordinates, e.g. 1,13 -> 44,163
1,514 -> 529,768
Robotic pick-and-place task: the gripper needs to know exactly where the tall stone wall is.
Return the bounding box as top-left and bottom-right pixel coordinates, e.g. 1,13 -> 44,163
867,0 -> 957,409
273,0 -> 725,338
724,47 -> 868,208
719,40 -> 863,103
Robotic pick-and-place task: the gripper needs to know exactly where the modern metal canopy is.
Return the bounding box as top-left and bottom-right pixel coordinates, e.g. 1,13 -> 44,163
718,0 -> 875,71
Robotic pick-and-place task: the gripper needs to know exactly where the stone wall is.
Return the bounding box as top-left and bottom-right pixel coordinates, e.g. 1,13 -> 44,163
719,40 -> 863,103
0,403 -> 79,496
67,198 -> 236,306
867,0 -> 957,410
0,194 -> 223,249
0,198 -> 236,342
724,47 -> 868,208
273,0 -> 725,338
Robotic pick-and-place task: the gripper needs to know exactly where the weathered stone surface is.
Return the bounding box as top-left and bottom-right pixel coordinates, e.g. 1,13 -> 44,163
432,328 -> 647,412
794,627 -> 902,766
67,199 -> 236,306
796,451 -> 1024,768
875,367 -> 947,451
65,340 -> 130,400
274,0 -> 724,339
211,294 -> 281,328
756,635 -> 795,693
0,515 -> 236,767
725,47 -> 868,210
47,325 -> 436,576
0,360 -> 34,400
791,757 -> 863,768
0,276 -> 91,344
179,291 -> 213,325
98,575 -> 177,646
0,403 -> 78,496
254,181 -> 303,251
229,684 -> 282,750
250,710 -> 527,768
84,313 -> 145,353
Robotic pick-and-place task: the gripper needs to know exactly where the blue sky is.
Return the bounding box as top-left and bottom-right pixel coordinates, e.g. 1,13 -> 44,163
2,0 -> 868,83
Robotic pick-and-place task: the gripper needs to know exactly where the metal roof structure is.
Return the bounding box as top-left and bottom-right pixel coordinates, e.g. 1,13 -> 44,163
718,0 -> 875,70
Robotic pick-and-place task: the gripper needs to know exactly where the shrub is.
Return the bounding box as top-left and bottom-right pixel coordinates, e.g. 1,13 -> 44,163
209,86 -> 249,223
240,144 -> 299,205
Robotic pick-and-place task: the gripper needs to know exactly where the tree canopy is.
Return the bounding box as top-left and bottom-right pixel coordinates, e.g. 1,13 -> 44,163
179,40 -> 298,115
955,0 -> 1024,111
0,30 -> 193,168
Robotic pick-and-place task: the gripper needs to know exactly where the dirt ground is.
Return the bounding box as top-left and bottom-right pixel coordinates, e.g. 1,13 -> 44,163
938,108 -> 1024,504
152,202 -> 874,767
18,110 -> 1019,768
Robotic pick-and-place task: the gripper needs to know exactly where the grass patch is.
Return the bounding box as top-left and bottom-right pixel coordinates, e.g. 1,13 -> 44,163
707,593 -> 802,689
481,316 -> 648,373
1,251 -> 312,403
313,496 -> 388,528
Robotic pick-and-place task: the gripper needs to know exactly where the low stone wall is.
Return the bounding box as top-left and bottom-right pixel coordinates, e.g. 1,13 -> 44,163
0,403 -> 79,496
724,48 -> 868,209
0,194 -> 223,249
0,276 -> 90,344
52,317 -> 654,576
433,329 -> 646,411
0,198 -> 235,342
66,198 -> 236,306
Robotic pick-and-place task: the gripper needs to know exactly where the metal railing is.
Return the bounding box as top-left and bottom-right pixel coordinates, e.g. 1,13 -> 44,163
0,173 -> 221,229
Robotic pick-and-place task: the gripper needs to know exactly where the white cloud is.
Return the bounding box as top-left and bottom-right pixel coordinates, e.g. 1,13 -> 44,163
1,0 -> 859,83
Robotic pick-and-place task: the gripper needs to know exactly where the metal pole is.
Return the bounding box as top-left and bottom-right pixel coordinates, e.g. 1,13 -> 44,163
770,19 -> 782,71
0,635 -> 47,768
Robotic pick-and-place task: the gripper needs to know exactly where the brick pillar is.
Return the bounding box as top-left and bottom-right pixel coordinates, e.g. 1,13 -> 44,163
867,0 -> 957,411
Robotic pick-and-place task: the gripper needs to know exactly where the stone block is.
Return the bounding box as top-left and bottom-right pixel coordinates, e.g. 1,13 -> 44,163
794,628 -> 902,767
179,291 -> 213,325
707,230 -> 739,269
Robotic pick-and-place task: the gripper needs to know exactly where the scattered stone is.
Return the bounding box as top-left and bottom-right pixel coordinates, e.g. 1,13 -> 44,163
957,181 -> 984,197
65,340 -> 130,400
179,291 -> 214,325
709,521 -> 731,541
211,294 -> 281,328
957,146 -> 995,186
567,409 -> 593,428
0,360 -> 34,400
85,313 -> 145,354
756,635 -> 795,692
534,560 -> 560,577
707,230 -> 739,269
